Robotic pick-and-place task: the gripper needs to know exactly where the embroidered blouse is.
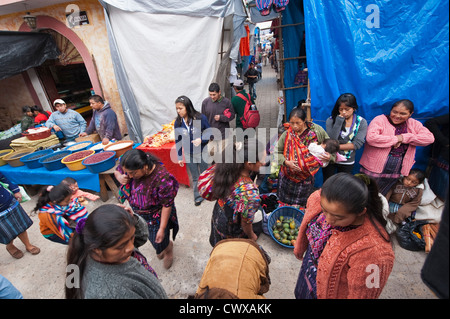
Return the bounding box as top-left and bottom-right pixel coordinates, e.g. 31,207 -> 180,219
117,162 -> 179,214
198,165 -> 260,224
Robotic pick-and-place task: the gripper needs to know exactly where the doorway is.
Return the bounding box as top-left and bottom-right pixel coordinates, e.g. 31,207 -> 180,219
35,29 -> 93,122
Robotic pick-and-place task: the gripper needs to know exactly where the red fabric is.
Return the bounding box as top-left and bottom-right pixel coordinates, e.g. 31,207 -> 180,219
137,142 -> 190,187
34,111 -> 51,123
239,25 -> 250,56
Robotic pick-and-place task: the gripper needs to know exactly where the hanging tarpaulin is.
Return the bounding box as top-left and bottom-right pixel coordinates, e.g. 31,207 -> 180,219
303,0 -> 449,124
0,31 -> 60,81
99,0 -> 247,140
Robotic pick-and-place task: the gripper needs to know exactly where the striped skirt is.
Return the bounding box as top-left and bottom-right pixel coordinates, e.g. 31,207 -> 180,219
360,155 -> 403,196
277,169 -> 314,208
0,199 -> 33,245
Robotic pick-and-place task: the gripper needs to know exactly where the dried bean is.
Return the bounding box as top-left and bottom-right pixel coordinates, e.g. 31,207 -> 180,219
42,153 -> 69,163
63,150 -> 93,162
83,152 -> 114,164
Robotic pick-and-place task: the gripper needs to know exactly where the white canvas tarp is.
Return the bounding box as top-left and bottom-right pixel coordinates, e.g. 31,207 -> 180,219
100,0 -> 246,141
109,7 -> 223,138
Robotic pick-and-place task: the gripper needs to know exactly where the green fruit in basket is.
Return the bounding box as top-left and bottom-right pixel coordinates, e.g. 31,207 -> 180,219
279,216 -> 284,222
288,235 -> 293,240
283,223 -> 289,229
289,229 -> 295,235
281,232 -> 287,239
274,233 -> 281,240
276,221 -> 282,229
281,239 -> 290,245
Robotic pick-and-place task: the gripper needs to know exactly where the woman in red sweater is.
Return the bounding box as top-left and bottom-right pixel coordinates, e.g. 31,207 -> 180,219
293,173 -> 394,299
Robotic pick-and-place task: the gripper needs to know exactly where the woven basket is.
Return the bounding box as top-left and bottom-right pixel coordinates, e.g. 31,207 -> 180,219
75,133 -> 100,144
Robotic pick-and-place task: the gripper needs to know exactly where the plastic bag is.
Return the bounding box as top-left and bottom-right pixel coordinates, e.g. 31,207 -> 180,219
396,217 -> 428,251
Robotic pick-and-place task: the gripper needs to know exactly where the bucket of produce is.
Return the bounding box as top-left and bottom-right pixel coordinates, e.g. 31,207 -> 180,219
88,141 -> 112,153
82,151 -> 117,174
1,149 -> 35,167
22,127 -> 51,140
39,150 -> 72,171
268,206 -> 304,248
20,149 -> 54,169
104,140 -> 133,158
64,141 -> 93,152
0,149 -> 14,166
61,150 -> 95,171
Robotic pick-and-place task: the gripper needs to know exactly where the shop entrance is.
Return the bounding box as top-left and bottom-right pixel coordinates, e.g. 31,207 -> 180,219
35,29 -> 93,122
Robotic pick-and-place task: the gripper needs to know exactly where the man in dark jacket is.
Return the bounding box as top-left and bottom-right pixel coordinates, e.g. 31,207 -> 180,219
80,95 -> 122,144
244,62 -> 259,99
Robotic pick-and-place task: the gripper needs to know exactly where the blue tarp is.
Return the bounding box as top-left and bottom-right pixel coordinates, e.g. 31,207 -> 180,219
281,0 -> 449,185
302,0 -> 449,122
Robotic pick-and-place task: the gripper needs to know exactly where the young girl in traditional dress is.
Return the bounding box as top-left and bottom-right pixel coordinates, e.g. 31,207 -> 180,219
294,173 -> 394,299
33,183 -> 88,244
198,138 -> 267,247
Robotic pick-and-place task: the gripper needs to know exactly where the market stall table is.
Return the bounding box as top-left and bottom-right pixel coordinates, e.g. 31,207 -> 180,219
136,142 -> 190,187
0,163 -> 103,196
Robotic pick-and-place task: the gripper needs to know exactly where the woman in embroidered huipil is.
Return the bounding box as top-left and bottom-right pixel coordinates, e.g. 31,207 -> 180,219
198,139 -> 266,247
294,173 -> 394,299
114,149 -> 179,269
324,93 -> 368,182
274,108 -> 330,208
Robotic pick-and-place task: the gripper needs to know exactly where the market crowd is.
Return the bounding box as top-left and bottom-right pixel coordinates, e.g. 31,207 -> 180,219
1,80 -> 448,299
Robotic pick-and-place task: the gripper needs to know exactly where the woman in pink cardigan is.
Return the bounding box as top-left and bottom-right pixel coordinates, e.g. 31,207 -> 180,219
293,173 -> 394,299
359,99 -> 434,195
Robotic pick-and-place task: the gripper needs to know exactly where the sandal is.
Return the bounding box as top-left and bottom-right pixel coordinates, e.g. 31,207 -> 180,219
6,245 -> 24,259
26,246 -> 41,255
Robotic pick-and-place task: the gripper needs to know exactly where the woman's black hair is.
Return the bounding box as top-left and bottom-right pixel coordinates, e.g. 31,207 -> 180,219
211,138 -> 265,200
289,107 -> 307,121
391,99 -> 414,113
331,93 -> 358,125
33,183 -> 72,212
322,173 -> 390,242
120,149 -> 159,171
175,95 -> 201,126
65,204 -> 137,299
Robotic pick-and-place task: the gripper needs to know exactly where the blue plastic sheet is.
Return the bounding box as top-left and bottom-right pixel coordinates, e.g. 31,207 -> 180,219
303,0 -> 449,123
282,0 -> 449,186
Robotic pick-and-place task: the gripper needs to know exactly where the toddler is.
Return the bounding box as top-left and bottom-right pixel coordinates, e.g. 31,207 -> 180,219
33,183 -> 88,244
62,177 -> 99,206
308,138 -> 343,167
385,169 -> 426,224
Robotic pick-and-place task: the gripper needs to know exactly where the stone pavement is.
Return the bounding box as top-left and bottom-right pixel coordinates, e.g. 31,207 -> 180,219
0,64 -> 438,299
